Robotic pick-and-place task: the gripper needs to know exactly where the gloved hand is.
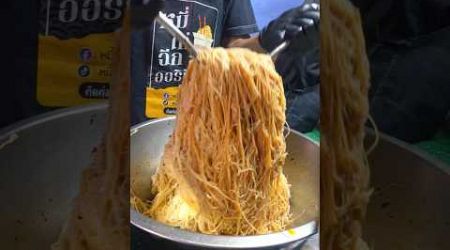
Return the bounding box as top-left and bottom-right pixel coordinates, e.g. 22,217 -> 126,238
259,3 -> 320,53
274,7 -> 320,133
131,0 -> 165,30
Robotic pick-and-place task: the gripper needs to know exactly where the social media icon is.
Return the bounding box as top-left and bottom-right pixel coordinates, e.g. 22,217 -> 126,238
78,65 -> 90,77
80,48 -> 93,62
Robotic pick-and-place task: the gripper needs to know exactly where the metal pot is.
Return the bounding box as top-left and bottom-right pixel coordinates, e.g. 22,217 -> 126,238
0,104 -> 108,249
130,117 -> 320,250
1,104 -> 448,250
364,132 -> 450,249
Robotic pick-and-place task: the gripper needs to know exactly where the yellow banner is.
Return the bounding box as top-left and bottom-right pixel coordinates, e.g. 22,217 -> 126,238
37,33 -> 114,107
146,86 -> 179,118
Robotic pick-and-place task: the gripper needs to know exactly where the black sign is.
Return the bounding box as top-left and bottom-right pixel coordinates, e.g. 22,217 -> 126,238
79,82 -> 110,99
39,0 -> 126,39
146,1 -> 219,89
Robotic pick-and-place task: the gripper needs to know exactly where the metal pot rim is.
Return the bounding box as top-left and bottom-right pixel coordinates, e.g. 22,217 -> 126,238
130,117 -> 320,146
0,103 -> 108,137
365,130 -> 450,176
131,210 -> 317,249
130,117 -> 319,248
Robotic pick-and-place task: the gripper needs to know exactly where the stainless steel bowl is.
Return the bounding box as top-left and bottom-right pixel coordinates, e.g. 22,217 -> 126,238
130,117 -> 320,250
0,104 -> 108,249
364,132 -> 450,249
2,103 -> 448,250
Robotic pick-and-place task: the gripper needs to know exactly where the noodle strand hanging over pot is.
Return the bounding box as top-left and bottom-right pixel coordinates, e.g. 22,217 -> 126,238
132,48 -> 291,235
321,0 -> 373,249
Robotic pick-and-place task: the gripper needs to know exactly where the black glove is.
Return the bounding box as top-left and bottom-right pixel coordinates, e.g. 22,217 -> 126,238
131,0 -> 165,30
276,45 -> 320,133
259,3 -> 320,53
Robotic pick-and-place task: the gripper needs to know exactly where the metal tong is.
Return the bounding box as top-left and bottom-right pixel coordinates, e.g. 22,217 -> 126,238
155,12 -> 286,60
270,41 -> 290,59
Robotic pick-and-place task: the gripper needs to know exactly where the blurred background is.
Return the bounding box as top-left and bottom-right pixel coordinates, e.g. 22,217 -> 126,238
251,0 -> 302,28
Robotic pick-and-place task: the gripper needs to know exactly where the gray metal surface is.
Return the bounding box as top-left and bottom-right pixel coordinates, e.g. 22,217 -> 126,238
0,104 -> 108,249
364,132 -> 450,250
130,117 -> 320,249
1,103 -> 448,250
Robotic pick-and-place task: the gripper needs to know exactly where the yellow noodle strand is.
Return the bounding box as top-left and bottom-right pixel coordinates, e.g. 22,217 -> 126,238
321,0 -> 372,249
133,48 -> 291,236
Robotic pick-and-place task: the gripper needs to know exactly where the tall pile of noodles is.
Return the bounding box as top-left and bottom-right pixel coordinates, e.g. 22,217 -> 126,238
320,0 -> 372,249
132,48 -> 291,235
52,12 -> 130,250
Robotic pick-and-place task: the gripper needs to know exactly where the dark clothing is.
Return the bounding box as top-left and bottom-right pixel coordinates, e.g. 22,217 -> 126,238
350,0 -> 450,46
131,0 -> 164,30
351,0 -> 450,142
276,42 -> 319,133
1,0 -> 53,128
285,85 -> 320,133
368,27 -> 450,142
131,0 -> 258,125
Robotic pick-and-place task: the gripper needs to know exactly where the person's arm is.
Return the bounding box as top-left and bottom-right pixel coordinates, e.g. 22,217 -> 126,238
219,0 -> 259,49
223,36 -> 266,53
223,3 -> 319,55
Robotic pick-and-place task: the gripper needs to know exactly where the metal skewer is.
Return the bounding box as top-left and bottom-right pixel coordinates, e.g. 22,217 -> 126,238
270,41 -> 290,60
155,12 -> 198,58
270,2 -> 320,60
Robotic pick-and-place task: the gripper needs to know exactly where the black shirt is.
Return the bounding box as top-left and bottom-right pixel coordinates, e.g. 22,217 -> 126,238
350,0 -> 450,46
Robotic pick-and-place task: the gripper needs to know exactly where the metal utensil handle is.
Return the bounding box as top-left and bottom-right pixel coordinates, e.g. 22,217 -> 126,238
270,41 -> 290,60
155,12 -> 198,57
